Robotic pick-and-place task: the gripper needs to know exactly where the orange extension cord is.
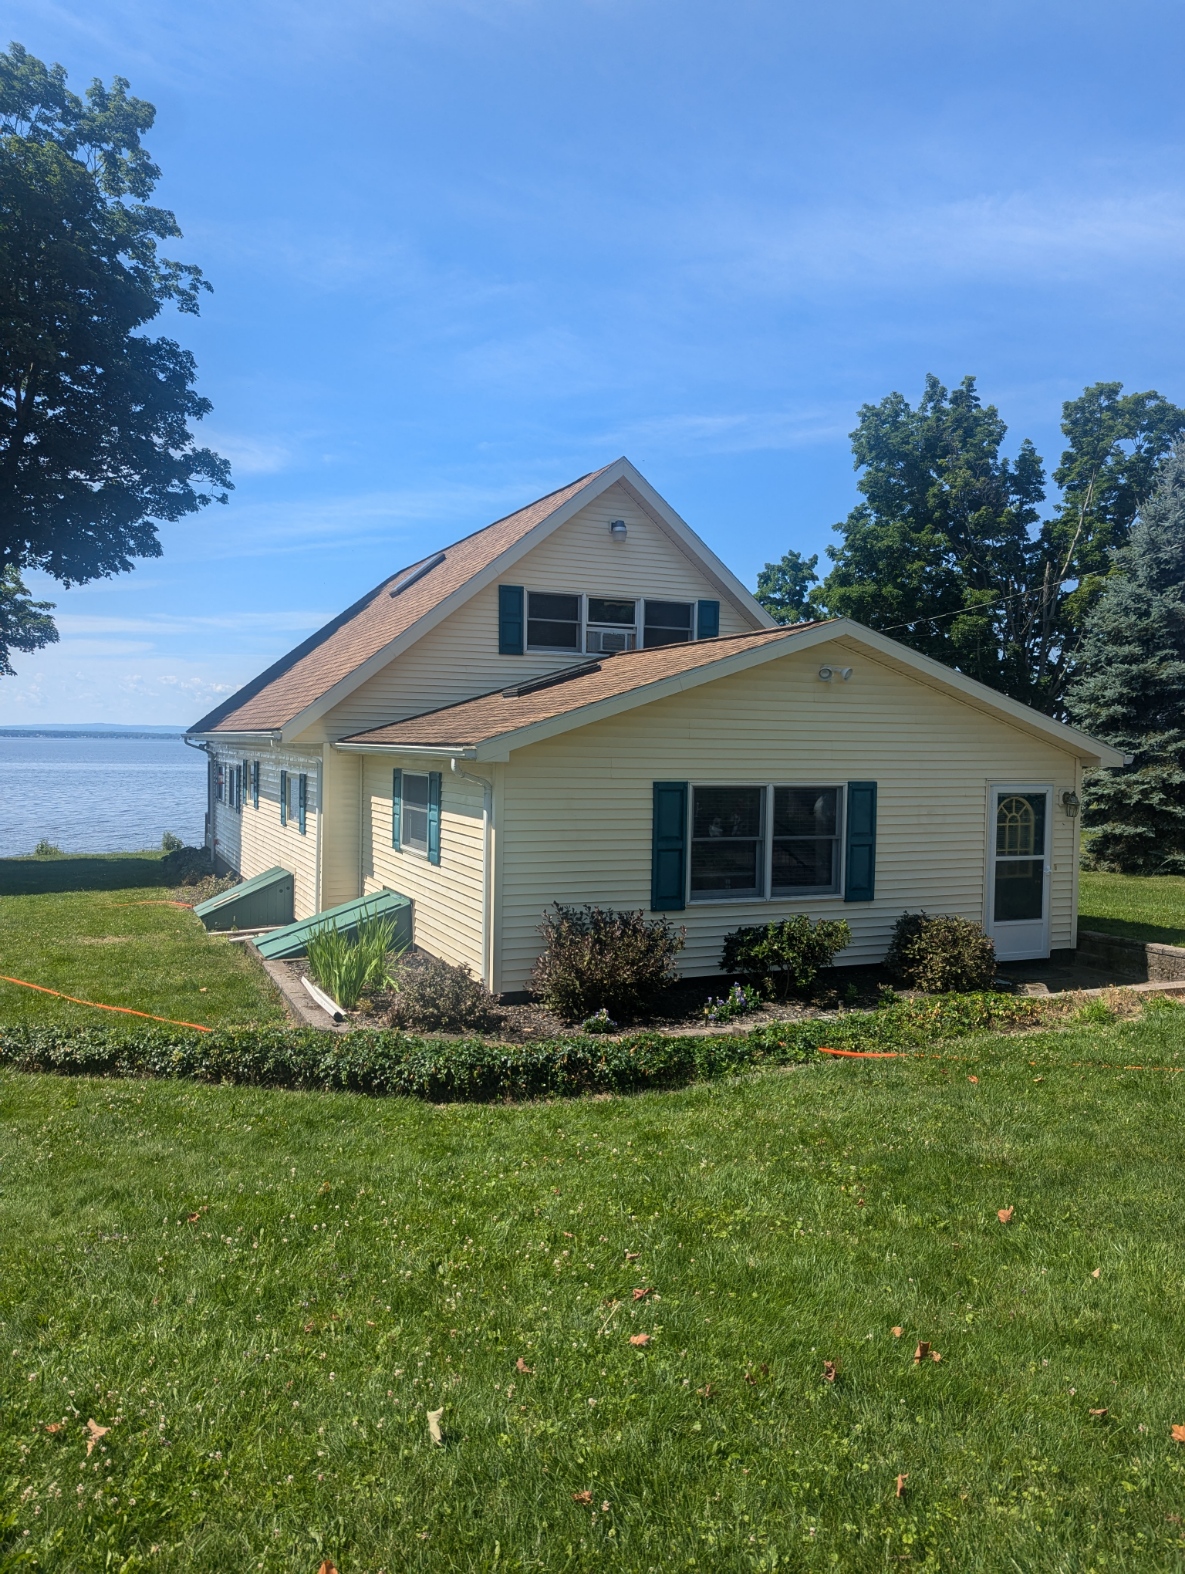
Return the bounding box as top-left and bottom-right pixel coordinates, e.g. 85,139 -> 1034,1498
0,974 -> 212,1032
817,1045 -> 899,1059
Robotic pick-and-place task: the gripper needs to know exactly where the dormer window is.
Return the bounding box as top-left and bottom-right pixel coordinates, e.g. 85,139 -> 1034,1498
526,592 -> 581,651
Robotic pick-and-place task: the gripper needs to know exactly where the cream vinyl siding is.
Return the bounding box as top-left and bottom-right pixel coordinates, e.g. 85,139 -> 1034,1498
320,746 -> 362,909
494,638 -> 1081,992
361,753 -> 486,977
314,482 -> 756,742
208,745 -> 321,920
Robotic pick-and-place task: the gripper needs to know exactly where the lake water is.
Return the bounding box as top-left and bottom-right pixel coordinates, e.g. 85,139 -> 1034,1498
0,735 -> 207,857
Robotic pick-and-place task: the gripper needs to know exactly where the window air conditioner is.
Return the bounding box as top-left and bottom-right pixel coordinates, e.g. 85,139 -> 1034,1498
586,627 -> 636,654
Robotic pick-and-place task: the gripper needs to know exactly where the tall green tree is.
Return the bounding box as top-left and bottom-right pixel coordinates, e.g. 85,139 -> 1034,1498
1065,444 -> 1185,873
804,376 -> 1185,712
0,42 -> 230,673
755,549 -> 819,623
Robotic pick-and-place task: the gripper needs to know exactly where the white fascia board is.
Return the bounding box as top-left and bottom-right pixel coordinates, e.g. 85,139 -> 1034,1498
188,730 -> 282,744
613,463 -> 777,629
277,463 -> 637,743
332,741 -> 479,759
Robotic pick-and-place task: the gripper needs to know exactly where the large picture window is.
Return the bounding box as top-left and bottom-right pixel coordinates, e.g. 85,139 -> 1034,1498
690,785 -> 764,898
771,786 -> 841,893
527,592 -> 581,650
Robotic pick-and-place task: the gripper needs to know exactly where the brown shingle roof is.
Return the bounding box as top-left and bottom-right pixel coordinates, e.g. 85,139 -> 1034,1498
337,624 -> 827,752
189,466 -> 613,734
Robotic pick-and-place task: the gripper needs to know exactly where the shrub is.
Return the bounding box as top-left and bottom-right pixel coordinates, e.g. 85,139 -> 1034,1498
33,839 -> 63,857
306,915 -> 399,1011
160,844 -> 216,886
581,1008 -> 618,1035
388,953 -> 499,1032
529,904 -> 685,1022
721,916 -> 852,1000
703,982 -> 763,1024
885,912 -> 996,993
161,830 -> 184,853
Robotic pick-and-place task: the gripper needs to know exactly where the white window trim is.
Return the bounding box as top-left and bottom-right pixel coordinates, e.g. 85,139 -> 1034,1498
524,587 -> 586,655
687,782 -> 847,905
520,589 -> 706,655
399,768 -> 432,859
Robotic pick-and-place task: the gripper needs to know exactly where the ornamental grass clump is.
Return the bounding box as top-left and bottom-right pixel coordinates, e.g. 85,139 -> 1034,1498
885,911 -> 997,994
306,915 -> 399,1011
721,915 -> 851,1000
529,904 -> 685,1022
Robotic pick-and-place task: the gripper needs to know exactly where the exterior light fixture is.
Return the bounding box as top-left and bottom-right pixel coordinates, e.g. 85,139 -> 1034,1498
1062,789 -> 1081,818
818,665 -> 853,682
609,519 -> 627,540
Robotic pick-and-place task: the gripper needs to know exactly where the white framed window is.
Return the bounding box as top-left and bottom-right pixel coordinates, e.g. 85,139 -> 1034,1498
585,596 -> 637,653
643,599 -> 694,648
401,771 -> 431,855
526,591 -> 582,652
688,783 -> 845,903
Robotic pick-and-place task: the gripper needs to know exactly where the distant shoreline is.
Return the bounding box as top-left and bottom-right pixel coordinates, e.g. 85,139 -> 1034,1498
0,727 -> 187,740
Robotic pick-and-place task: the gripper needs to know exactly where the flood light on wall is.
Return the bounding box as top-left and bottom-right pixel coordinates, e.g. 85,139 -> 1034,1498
609,519 -> 627,539
818,665 -> 853,682
1061,790 -> 1080,817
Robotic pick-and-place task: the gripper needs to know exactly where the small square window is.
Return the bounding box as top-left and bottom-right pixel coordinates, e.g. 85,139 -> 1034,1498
643,600 -> 693,648
527,592 -> 581,650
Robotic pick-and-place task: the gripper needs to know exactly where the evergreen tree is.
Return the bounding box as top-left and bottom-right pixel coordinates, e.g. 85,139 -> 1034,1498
1066,444 -> 1185,873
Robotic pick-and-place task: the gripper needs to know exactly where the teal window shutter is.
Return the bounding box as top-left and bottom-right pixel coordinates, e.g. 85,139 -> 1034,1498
427,771 -> 442,865
697,600 -> 720,639
844,781 -> 877,902
392,768 -> 403,849
280,769 -> 288,826
251,760 -> 260,809
298,774 -> 308,836
499,585 -> 524,655
651,781 -> 688,910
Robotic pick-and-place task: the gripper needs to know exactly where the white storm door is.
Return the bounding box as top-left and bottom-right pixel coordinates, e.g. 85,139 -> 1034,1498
987,786 -> 1052,961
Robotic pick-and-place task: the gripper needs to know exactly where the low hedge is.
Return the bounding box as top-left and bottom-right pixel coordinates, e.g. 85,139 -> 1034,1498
0,993 -> 1050,1103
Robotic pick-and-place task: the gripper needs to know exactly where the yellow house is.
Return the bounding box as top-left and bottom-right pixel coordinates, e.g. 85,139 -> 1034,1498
188,459 -> 1123,992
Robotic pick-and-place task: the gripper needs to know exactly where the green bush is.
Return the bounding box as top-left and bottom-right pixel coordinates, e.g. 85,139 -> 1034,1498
160,844 -> 216,886
32,839 -> 63,857
721,915 -> 852,1000
388,953 -> 499,1032
306,915 -> 398,1011
161,830 -> 184,853
0,992 -> 1043,1103
885,912 -> 996,993
529,904 -> 685,1022
703,982 -> 763,1024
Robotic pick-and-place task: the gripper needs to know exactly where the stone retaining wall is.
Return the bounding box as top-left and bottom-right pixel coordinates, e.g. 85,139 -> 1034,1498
1076,928 -> 1185,983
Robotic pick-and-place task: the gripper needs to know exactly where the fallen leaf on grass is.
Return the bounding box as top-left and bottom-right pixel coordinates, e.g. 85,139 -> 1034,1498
629,1333 -> 650,1346
304,1321 -> 316,1333
968,1075 -> 978,1084
632,1287 -> 653,1301
572,1490 -> 593,1504
318,1563 -> 339,1574
913,1343 -> 931,1364
44,1423 -> 61,1434
896,1473 -> 908,1498
997,1207 -> 1014,1224
698,1383 -> 715,1398
85,1420 -> 108,1455
563,1231 -> 574,1238
891,1327 -> 903,1338
427,1408 -> 444,1446
186,1212 -> 201,1223
930,1351 -> 943,1362
1089,1408 -> 1108,1418
822,1360 -> 839,1383
1172,1424 -> 1185,1443
1091,1268 -> 1101,1279
625,1252 -> 640,1262
744,1371 -> 758,1386
516,1358 -> 534,1374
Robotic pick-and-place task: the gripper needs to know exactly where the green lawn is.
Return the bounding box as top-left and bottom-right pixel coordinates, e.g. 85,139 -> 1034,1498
4,1005 -> 1185,1571
0,852 -> 283,1029
1079,869 -> 1185,947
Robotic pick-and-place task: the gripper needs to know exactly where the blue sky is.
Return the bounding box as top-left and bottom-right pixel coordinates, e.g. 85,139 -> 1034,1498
4,0 -> 1184,723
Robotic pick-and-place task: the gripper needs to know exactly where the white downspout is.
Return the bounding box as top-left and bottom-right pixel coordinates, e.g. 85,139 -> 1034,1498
451,758 -> 494,990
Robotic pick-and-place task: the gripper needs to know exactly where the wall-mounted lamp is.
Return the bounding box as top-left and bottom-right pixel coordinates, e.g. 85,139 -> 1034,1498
818,665 -> 853,682
609,519 -> 628,540
1062,789 -> 1081,818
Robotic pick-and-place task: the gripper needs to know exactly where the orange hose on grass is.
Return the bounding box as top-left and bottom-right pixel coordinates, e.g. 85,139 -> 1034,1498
110,900 -> 193,908
817,1045 -> 899,1059
0,974 -> 212,1033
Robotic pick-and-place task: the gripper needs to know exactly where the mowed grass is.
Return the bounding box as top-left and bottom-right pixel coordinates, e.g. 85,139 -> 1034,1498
4,1007 -> 1185,1571
1079,868 -> 1185,947
0,853 -> 283,1029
